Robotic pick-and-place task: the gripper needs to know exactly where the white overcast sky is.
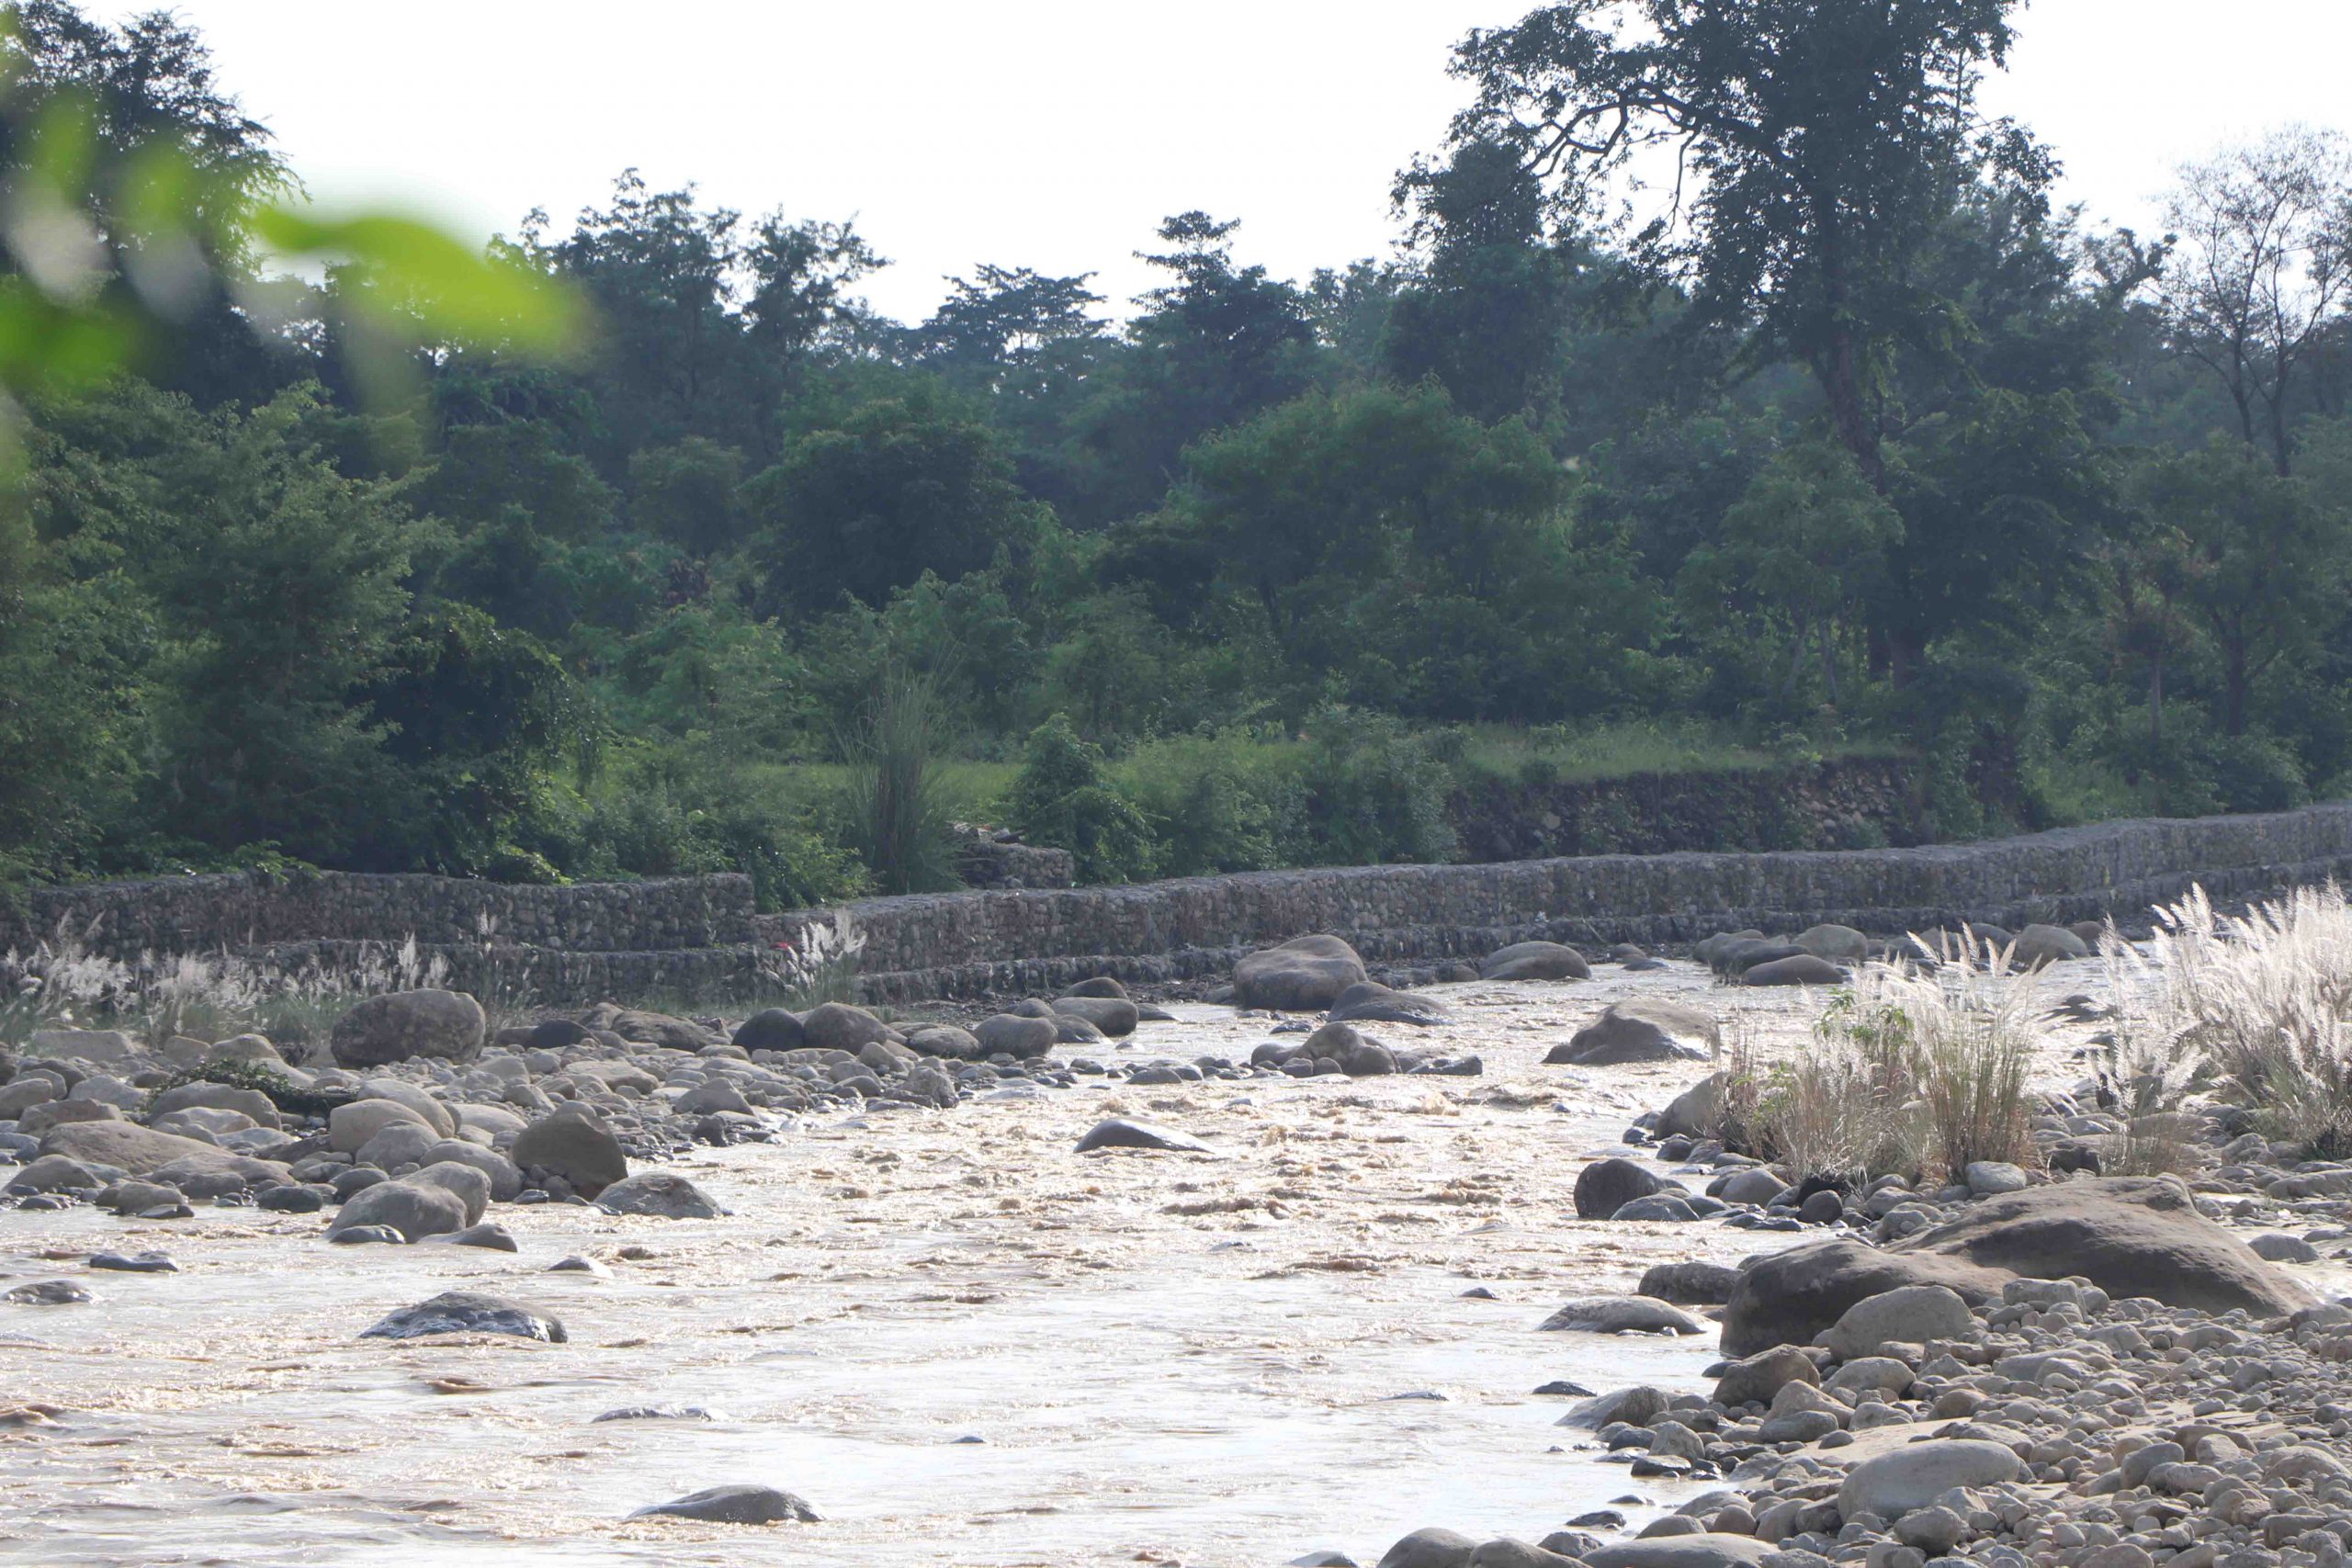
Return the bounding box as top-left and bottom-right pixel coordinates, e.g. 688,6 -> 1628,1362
98,1 -> 2352,323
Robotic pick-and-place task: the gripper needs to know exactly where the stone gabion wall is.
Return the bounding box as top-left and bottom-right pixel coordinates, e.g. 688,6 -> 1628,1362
0,870 -> 757,960
778,803 -> 2352,1001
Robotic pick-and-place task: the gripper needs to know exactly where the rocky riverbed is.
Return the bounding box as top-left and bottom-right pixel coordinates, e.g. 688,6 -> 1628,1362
4,931 -> 2349,1567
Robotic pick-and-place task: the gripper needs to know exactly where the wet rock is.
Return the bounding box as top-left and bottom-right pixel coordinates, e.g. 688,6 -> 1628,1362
1301,1021 -> 1396,1077
799,1002 -> 899,1055
512,1104 -> 628,1197
597,1171 -> 725,1219
1074,1118 -> 1217,1155
594,1404 -> 718,1422
904,1024 -> 984,1061
1536,1295 -> 1703,1335
1548,1000 -> 1718,1066
2252,1233 -> 2322,1263
1479,942 -> 1590,982
2010,922 -> 2091,968
329,988 -> 486,1068
410,1161 -> 492,1224
1638,1260 -> 1741,1305
1051,995 -> 1140,1036
329,1224 -> 404,1244
88,1249 -> 178,1272
1793,923 -> 1869,961
5,1280 -> 91,1304
5,1155 -> 103,1194
1740,954 -> 1847,987
433,1222 -> 519,1251
1557,1385 -> 1667,1427
361,1290 -> 567,1343
326,1178 -> 469,1243
1657,1074 -> 1725,1140
329,1099 -> 434,1155
627,1483 -> 818,1524
1376,1527 -> 1479,1568
1233,934 -> 1368,1011
1576,1158 -> 1672,1219
547,1254 -> 613,1277
1065,976 -> 1129,1000
1723,1176 -> 2314,1352
1612,1195 -> 1701,1222
975,1014 -> 1057,1059
1327,982 -> 1450,1028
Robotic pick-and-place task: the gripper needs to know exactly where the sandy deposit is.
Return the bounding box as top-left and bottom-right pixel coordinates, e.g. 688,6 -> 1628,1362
3,957 -> 2345,1567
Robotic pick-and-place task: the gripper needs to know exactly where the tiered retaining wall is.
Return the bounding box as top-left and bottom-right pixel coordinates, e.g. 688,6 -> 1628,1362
774,803 -> 2352,1001
10,806 -> 2352,1005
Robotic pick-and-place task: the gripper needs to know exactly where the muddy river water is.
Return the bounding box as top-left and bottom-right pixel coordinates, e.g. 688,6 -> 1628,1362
0,963 -> 2133,1566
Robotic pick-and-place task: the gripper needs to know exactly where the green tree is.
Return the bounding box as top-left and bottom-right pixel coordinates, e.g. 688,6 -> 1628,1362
746,380 -> 1050,613
1003,715 -> 1158,884
628,435 -> 742,556
1451,0 -> 2047,489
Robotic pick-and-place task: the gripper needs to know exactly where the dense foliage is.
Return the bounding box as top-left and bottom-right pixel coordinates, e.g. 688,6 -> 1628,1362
4,2 -> 2349,902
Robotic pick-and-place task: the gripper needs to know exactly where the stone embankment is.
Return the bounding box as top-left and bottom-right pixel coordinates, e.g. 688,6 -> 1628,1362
786,803 -> 2352,1001
8,804 -> 2352,1004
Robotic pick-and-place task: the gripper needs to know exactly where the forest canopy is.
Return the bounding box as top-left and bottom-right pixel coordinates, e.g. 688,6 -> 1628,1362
3,0 -> 2349,904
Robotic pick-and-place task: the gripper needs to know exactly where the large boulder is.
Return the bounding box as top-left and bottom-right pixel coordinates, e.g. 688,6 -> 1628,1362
598,1171 -> 725,1219
357,1078 -> 458,1136
361,1290 -> 566,1342
511,1104 -> 628,1196
2011,923 -> 2091,969
1657,1073 -> 1727,1139
1581,1537 -> 1777,1568
1301,1021 -> 1396,1077
800,1002 -> 899,1054
732,1008 -> 806,1052
975,1014 -> 1057,1059
329,1098 -> 432,1154
1721,1177 -> 2316,1354
1742,954 -> 1848,987
330,990 -> 485,1069
1327,982 -> 1450,1028
1232,934 -> 1367,1011
903,1024 -> 983,1062
1546,1000 -> 1718,1066
1051,996 -> 1139,1037
1574,1156 -> 1671,1219
1793,924 -> 1870,962
1479,942 -> 1590,982
1536,1296 -> 1704,1335
409,1161 -> 492,1225
39,1120 -> 272,1180
1822,1284 -> 1977,1359
328,1178 -> 469,1242
608,1009 -> 722,1051
25,1029 -> 141,1070
1838,1438 -> 2022,1521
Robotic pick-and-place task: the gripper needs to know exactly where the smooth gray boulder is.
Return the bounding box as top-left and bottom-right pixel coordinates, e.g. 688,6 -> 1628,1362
1574,1156 -> 1670,1219
799,1002 -> 899,1054
1075,1118 -> 1217,1155
1233,934 -> 1368,1011
1327,982 -> 1450,1027
329,989 -> 485,1068
598,1171 -> 725,1219
1547,999 -> 1718,1066
511,1104 -> 628,1196
1051,995 -> 1139,1036
327,1178 -> 469,1242
731,1009 -> 806,1052
1479,942 -> 1590,982
361,1290 -> 566,1342
1741,954 -> 1847,987
329,1098 -> 432,1155
1582,1537 -> 1777,1568
1793,923 -> 1869,961
1837,1438 -> 2022,1520
628,1484 -> 818,1524
1536,1295 -> 1703,1335
409,1161 -> 492,1225
975,1013 -> 1057,1059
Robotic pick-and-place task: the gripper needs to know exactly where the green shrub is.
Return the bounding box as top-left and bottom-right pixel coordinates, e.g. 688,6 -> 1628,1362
1295,706 -> 1458,865
1005,716 -> 1159,884
838,667 -> 964,896
1120,732 -> 1304,875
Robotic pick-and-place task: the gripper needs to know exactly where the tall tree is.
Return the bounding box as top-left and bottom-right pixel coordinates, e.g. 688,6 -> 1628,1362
2154,127 -> 2351,475
1448,0 -> 2046,486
